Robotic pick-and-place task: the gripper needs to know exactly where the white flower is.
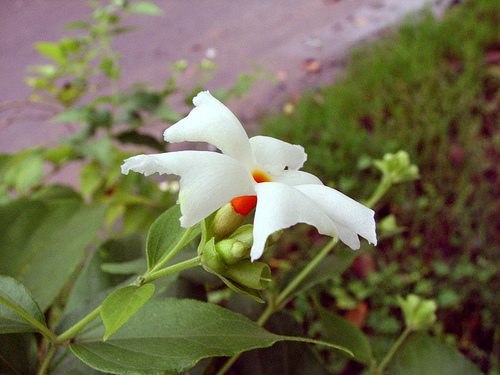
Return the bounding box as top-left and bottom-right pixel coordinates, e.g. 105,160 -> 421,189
121,91 -> 377,261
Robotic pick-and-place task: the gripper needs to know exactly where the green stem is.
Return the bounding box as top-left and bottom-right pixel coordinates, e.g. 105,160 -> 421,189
364,176 -> 391,209
38,344 -> 57,375
149,226 -> 197,274
0,296 -> 57,342
56,305 -> 101,343
276,237 -> 338,308
216,237 -> 339,375
142,256 -> 201,284
374,327 -> 413,375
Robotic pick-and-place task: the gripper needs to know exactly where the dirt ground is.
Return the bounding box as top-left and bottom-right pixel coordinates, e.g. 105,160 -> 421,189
0,0 -> 451,154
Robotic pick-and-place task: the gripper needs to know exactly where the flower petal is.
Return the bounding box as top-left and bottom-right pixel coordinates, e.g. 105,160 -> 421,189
295,184 -> 377,247
122,151 -> 256,227
249,135 -> 307,175
271,170 -> 323,186
251,182 -> 337,261
163,91 -> 255,168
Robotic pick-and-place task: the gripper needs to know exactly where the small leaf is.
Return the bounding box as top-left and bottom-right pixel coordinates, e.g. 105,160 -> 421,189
115,130 -> 165,152
53,106 -> 92,123
71,299 -> 351,375
34,42 -> 66,65
81,162 -> 104,199
101,258 -> 147,275
146,205 -> 200,269
3,149 -> 44,193
317,305 -> 373,364
128,2 -> 163,15
0,276 -> 45,334
389,332 -> 483,375
101,284 -> 155,340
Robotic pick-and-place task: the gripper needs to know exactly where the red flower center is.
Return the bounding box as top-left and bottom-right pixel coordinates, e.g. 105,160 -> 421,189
230,170 -> 271,215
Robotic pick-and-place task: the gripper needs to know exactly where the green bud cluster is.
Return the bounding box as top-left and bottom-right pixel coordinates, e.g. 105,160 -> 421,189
374,150 -> 420,184
398,294 -> 437,331
199,226 -> 271,301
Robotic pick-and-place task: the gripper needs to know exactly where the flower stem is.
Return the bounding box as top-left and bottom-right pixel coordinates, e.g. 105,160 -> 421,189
141,256 -> 201,284
364,176 -> 391,209
373,327 -> 413,375
276,237 -> 338,308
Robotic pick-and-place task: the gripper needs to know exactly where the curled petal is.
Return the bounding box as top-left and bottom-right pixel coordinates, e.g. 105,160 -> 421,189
122,151 -> 256,227
163,91 -> 255,168
251,182 -> 337,261
271,170 -> 323,186
295,184 -> 377,247
249,135 -> 307,175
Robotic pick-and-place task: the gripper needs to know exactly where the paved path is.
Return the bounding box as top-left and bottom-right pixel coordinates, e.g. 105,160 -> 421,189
0,0 -> 450,153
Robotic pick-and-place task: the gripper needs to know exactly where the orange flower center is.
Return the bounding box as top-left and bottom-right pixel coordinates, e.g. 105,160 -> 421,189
230,170 -> 271,215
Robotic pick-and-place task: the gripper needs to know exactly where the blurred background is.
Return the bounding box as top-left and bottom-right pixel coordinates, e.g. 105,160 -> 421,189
1,0 -> 499,374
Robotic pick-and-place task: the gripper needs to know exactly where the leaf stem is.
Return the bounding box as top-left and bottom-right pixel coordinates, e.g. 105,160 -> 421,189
142,256 -> 201,284
55,305 -> 101,343
149,226 -> 197,274
373,327 -> 413,375
0,295 -> 57,342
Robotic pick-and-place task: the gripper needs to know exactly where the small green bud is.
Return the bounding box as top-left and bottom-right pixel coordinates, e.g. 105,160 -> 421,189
374,150 -> 420,184
200,238 -> 227,275
215,239 -> 248,265
398,294 -> 437,331
211,202 -> 246,240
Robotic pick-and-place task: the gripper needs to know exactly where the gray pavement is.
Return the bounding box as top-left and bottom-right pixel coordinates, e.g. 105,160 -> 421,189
0,0 -> 451,154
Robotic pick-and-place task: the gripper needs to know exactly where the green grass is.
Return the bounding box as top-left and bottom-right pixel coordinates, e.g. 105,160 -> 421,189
261,0 -> 500,372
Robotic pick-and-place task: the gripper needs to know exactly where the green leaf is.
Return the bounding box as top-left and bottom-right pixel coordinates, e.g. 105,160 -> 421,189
100,258 -> 147,275
317,305 -> 373,365
0,197 -> 107,310
80,162 -> 104,199
389,332 -> 483,375
233,310 -> 330,375
3,149 -> 44,193
34,41 -> 66,65
52,107 -> 92,123
71,299 -> 351,375
64,235 -> 145,313
0,275 -> 45,334
115,130 -> 165,152
128,2 -> 163,15
101,284 -> 155,340
146,205 -> 200,269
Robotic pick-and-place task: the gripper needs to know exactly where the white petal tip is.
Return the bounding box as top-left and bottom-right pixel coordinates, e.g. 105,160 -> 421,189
192,90 -> 211,106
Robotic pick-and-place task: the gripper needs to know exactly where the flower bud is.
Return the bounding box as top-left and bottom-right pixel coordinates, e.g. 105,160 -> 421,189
398,294 -> 437,331
374,150 -> 420,184
200,238 -> 227,275
211,202 -> 246,240
223,260 -> 271,290
215,239 -> 248,265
